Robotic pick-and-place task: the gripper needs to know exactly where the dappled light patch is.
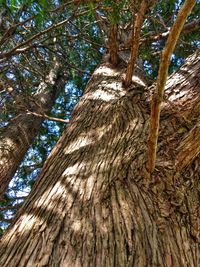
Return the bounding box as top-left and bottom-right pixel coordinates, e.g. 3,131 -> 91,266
0,213 -> 42,250
18,213 -> 40,232
62,163 -> 84,177
93,65 -> 119,77
1,53 -> 200,267
64,135 -> 94,154
89,86 -> 124,102
0,0 -> 200,265
71,220 -> 82,232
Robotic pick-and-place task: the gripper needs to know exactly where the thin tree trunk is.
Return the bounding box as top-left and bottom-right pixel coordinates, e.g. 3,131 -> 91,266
0,62 -> 66,198
0,53 -> 199,266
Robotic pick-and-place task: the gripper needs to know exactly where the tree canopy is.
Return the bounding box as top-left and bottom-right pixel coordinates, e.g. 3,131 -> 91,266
0,0 -> 199,233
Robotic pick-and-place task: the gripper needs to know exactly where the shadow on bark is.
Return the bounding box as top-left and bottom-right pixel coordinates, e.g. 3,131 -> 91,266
0,60 -> 199,266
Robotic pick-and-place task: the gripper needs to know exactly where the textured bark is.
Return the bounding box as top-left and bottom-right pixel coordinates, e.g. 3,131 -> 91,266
0,62 -> 66,198
108,24 -> 119,66
147,0 -> 197,173
0,52 -> 199,266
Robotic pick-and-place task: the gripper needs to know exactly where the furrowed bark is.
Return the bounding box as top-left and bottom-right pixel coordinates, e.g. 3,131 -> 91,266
0,62 -> 66,199
163,50 -> 200,171
176,123 -> 200,170
108,24 -> 119,66
0,53 -> 199,266
147,0 -> 197,174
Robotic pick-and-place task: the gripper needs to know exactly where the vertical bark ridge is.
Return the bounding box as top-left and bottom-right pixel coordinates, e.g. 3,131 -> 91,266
0,60 -> 198,266
0,62 -> 66,198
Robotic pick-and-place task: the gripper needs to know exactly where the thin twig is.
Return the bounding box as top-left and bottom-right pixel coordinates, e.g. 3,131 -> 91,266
140,18 -> 200,44
147,0 -> 197,174
0,6 -> 98,61
0,16 -> 34,47
27,111 -> 70,124
124,18 -> 200,48
0,203 -> 22,211
0,16 -> 74,60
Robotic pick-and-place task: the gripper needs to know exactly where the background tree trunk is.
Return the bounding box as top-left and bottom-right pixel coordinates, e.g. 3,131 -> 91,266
0,54 -> 199,266
0,62 -> 66,198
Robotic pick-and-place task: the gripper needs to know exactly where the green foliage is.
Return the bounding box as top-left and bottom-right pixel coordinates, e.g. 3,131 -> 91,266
0,0 -> 199,232
104,0 -> 128,24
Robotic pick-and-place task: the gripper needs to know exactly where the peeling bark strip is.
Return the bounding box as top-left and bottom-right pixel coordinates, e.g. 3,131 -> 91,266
0,62 -> 66,198
0,53 -> 199,266
147,0 -> 197,174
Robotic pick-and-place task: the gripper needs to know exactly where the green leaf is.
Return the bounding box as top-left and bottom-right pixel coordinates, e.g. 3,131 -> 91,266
35,4 -> 45,27
88,0 -> 95,17
9,0 -> 18,12
38,0 -> 47,8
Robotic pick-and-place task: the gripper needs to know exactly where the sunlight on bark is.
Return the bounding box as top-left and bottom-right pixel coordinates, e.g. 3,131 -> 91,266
71,220 -> 82,232
168,90 -> 186,101
62,163 -> 85,176
64,136 -> 94,153
18,214 -> 40,231
165,71 -> 195,102
132,75 -> 146,87
90,85 -> 124,101
94,65 -> 119,77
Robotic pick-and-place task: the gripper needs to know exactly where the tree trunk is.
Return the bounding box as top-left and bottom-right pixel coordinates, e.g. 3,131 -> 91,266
0,53 -> 199,266
0,61 -> 66,198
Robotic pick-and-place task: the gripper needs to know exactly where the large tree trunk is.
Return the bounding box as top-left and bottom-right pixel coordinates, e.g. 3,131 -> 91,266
0,61 -> 66,198
0,52 -> 199,266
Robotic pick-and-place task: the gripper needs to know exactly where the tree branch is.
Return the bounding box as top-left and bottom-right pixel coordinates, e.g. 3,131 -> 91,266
147,0 -> 197,174
0,217 -> 13,223
124,18 -> 200,48
142,18 -> 200,44
27,111 -> 69,124
108,24 -> 119,66
0,7 -> 97,61
0,203 -> 22,211
124,0 -> 155,87
0,16 -> 34,47
0,17 -> 74,60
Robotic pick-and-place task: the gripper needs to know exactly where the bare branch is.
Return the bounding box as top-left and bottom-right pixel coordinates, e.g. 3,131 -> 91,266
0,17 -> 73,60
144,18 -> 200,44
108,24 -> 119,66
0,203 -> 22,211
0,217 -> 13,223
147,0 -> 197,174
0,7 -> 97,61
124,18 -> 200,49
0,16 -> 34,47
27,111 -> 70,124
124,0 -> 155,87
